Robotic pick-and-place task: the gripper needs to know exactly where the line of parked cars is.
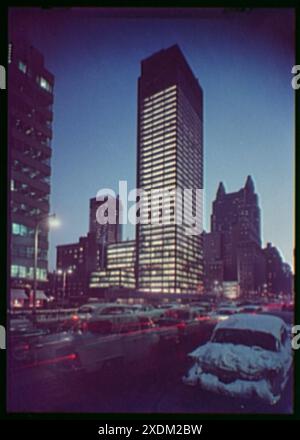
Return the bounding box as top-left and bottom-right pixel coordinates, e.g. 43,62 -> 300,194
10,302 -> 215,373
9,299 -> 294,406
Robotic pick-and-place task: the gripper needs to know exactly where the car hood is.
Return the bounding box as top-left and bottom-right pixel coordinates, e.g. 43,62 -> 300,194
189,342 -> 281,379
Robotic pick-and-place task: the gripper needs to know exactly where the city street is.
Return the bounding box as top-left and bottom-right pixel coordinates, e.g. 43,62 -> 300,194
7,312 -> 293,414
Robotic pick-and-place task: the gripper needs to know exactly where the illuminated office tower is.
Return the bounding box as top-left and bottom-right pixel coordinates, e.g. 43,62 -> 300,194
136,45 -> 203,294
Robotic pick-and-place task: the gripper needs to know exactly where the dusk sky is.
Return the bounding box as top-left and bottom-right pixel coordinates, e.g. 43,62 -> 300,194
10,8 -> 295,269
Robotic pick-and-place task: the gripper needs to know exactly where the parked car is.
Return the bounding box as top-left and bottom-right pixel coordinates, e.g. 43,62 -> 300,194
28,313 -> 171,375
183,313 -> 292,405
157,307 -> 212,341
211,306 -> 240,321
238,305 -> 263,314
62,303 -> 135,329
129,304 -> 165,321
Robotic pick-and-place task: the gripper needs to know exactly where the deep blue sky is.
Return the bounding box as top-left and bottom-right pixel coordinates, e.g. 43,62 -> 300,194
10,8 -> 295,269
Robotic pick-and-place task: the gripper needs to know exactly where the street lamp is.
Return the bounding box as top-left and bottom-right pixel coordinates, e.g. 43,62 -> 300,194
57,268 -> 73,304
33,213 -> 60,320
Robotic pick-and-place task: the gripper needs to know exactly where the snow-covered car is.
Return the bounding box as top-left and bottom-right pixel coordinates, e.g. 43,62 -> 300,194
183,313 -> 292,405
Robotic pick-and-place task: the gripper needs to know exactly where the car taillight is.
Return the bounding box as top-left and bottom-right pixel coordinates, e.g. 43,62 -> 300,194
71,315 -> 79,321
19,352 -> 79,370
177,321 -> 186,330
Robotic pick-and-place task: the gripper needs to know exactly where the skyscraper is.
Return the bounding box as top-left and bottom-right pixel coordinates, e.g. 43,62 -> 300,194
9,36 -> 54,296
136,45 -> 203,294
89,195 -> 122,268
207,176 -> 265,296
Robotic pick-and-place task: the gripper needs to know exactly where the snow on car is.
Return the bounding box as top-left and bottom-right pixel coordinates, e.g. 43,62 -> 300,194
183,313 -> 292,405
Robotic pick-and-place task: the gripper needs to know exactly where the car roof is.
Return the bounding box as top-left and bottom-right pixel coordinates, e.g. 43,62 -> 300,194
215,313 -> 284,340
80,303 -> 131,310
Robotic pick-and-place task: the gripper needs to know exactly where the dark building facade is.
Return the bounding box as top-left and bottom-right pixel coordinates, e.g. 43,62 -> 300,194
9,36 -> 54,295
89,195 -> 122,268
56,232 -> 98,301
263,242 -> 293,298
202,231 -> 224,293
136,45 -> 204,294
205,176 -> 265,297
55,195 -> 122,300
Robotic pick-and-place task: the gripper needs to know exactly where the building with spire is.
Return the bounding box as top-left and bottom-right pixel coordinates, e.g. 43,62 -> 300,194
204,176 -> 266,297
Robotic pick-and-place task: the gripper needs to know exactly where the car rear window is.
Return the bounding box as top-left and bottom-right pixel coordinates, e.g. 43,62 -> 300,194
212,328 -> 278,351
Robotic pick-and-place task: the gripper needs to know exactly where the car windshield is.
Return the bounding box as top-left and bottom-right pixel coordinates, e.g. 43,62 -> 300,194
212,328 -> 278,351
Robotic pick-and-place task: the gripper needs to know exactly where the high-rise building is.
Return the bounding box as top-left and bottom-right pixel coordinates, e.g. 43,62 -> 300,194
207,176 -> 265,296
9,36 -> 54,295
89,240 -> 136,291
89,195 -> 122,268
136,45 -> 204,294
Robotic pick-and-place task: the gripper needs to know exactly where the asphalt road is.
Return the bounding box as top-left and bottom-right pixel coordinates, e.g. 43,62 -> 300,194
7,312 -> 294,414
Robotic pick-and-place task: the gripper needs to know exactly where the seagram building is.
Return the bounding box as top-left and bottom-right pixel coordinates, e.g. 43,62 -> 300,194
136,45 -> 204,294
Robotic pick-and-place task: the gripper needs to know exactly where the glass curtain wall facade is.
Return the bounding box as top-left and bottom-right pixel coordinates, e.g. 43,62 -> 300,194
136,45 -> 203,294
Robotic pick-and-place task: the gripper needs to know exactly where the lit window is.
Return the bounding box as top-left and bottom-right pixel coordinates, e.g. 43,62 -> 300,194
18,61 -> 27,74
38,77 -> 52,93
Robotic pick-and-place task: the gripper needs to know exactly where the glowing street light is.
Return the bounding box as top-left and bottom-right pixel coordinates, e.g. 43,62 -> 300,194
57,267 -> 73,304
33,213 -> 60,320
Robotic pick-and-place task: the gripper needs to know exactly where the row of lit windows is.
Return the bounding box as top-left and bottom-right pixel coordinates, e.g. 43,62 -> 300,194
143,85 -> 177,105
107,246 -> 135,254
141,131 -> 176,149
142,96 -> 177,115
141,138 -> 177,158
141,113 -> 177,133
140,171 -> 176,186
141,127 -> 176,145
140,161 -> 177,179
143,90 -> 177,110
140,150 -> 176,168
141,108 -> 177,130
12,222 -> 34,237
140,148 -> 176,166
141,101 -> 177,123
140,132 -> 177,151
142,177 -> 177,191
18,60 -> 53,93
141,116 -> 177,137
11,264 -> 47,280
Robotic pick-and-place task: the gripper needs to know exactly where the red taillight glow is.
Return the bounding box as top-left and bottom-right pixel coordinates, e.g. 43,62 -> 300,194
71,315 -> 79,321
18,353 -> 78,370
176,321 -> 186,330
195,316 -> 209,321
